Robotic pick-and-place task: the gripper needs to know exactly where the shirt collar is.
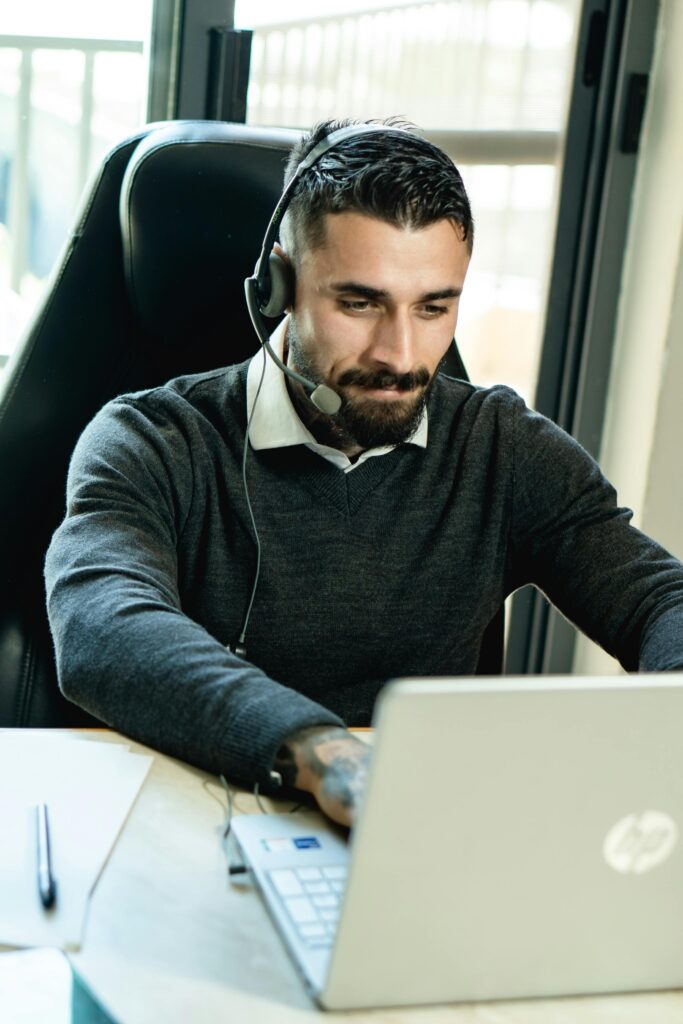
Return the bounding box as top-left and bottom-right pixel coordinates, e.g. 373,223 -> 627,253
246,317 -> 428,468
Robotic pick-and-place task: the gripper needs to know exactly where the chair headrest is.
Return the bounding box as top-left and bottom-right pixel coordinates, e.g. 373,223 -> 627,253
120,121 -> 299,361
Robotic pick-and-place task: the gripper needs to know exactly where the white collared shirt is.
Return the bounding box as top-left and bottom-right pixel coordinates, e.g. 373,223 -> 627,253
246,318 -> 428,473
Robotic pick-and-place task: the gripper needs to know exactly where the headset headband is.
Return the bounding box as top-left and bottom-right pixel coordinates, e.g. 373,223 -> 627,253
254,124 -> 416,303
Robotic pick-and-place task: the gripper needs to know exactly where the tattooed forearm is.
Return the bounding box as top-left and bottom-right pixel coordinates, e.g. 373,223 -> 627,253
274,725 -> 371,826
307,734 -> 370,809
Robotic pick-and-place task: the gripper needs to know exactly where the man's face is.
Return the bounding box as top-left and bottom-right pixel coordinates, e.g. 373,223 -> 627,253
286,211 -> 470,452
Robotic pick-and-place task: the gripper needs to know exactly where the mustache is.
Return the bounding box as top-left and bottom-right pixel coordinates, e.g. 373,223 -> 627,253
336,367 -> 431,391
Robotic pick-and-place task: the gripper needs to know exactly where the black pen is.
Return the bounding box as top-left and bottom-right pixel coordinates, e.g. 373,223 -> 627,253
36,803 -> 57,909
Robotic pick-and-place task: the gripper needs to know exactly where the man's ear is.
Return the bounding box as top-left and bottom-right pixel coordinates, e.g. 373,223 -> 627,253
265,243 -> 294,315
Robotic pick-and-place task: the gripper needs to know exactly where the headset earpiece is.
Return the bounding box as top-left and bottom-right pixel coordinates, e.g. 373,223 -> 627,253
259,251 -> 293,318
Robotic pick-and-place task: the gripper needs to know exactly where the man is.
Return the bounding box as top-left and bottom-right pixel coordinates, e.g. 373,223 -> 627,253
45,118 -> 683,828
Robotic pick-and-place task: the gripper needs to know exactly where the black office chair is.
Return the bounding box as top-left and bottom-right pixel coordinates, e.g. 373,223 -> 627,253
0,120 -> 493,728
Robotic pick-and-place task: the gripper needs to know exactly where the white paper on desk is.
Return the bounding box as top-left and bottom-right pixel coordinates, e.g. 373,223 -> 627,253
0,733 -> 152,951
0,947 -> 72,1024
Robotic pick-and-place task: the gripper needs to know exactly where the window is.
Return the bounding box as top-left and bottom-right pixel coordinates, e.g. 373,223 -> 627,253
235,0 -> 580,404
0,1 -> 152,376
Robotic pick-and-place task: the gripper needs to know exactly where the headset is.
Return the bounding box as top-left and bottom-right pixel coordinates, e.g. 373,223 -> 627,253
244,123 -> 440,416
235,124 -> 454,659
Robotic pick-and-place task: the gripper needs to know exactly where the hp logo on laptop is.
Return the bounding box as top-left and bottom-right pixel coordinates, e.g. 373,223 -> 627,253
603,811 -> 678,874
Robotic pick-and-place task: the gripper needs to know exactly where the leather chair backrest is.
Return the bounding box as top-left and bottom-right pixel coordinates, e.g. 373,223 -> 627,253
0,121 -> 298,725
0,119 -> 494,727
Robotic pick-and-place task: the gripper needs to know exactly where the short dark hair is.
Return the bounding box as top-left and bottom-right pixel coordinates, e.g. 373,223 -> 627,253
280,117 -> 474,264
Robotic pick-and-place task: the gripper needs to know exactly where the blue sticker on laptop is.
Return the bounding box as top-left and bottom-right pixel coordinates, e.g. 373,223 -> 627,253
261,836 -> 321,853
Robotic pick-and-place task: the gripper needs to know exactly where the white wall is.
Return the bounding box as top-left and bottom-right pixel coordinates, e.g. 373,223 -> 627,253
573,0 -> 683,675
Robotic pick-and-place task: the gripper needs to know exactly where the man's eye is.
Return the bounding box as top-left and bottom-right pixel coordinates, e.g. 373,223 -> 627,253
422,304 -> 449,317
340,299 -> 371,312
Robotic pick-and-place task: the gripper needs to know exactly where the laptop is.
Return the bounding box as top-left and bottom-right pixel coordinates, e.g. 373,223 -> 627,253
231,674 -> 683,1010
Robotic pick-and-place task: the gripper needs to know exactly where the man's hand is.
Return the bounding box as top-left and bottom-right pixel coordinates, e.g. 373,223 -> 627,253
274,725 -> 370,828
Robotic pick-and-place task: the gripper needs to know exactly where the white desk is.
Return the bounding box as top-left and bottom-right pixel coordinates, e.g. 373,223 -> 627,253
14,731 -> 683,1022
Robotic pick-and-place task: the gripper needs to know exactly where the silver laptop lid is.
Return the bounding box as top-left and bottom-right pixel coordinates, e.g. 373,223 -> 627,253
324,674 -> 683,1009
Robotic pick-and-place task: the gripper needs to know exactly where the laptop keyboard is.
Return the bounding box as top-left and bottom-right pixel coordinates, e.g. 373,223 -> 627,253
268,865 -> 347,949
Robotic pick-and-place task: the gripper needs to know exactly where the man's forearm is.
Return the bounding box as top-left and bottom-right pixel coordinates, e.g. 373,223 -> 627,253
274,725 -> 371,827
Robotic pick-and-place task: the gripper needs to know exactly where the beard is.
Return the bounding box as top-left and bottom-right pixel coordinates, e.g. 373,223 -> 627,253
287,317 -> 434,451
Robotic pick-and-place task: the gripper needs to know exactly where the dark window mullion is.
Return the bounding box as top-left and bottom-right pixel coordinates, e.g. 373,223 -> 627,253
147,0 -> 250,123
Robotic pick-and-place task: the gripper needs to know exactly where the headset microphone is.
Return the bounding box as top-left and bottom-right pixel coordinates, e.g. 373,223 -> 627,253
243,274 -> 341,414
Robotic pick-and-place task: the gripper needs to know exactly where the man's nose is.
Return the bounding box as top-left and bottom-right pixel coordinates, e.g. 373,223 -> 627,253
365,311 -> 416,375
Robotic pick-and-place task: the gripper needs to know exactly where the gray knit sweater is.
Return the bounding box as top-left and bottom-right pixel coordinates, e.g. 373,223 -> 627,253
45,363 -> 683,785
